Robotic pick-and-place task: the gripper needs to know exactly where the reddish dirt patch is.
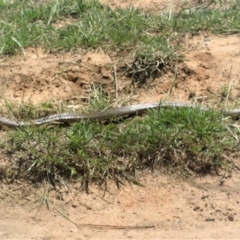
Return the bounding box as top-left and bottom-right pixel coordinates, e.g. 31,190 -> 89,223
1,171 -> 240,239
0,1 -> 240,239
1,34 -> 240,107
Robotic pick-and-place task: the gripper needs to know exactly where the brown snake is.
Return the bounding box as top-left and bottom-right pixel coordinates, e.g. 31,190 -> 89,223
1,101 -> 240,128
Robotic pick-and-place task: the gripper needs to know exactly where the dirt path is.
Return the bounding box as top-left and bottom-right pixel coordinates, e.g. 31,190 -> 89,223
1,170 -> 240,239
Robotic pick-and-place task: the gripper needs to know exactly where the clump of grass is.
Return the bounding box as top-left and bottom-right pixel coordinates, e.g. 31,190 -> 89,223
2,103 -> 237,191
126,50 -> 172,85
0,98 -> 67,120
0,0 -> 239,57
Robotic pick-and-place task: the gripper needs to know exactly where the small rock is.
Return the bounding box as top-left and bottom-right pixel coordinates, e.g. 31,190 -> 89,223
228,214 -> 234,221
193,206 -> 200,211
72,201 -> 78,208
201,194 -> 209,200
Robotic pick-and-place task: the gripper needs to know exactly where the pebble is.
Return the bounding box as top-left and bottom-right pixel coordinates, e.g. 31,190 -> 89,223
228,214 -> 234,221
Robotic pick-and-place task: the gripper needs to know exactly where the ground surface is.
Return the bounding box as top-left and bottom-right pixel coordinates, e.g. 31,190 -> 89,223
1,0 -> 240,239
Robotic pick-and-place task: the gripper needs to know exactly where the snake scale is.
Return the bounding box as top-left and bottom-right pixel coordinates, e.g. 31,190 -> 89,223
1,101 -> 240,128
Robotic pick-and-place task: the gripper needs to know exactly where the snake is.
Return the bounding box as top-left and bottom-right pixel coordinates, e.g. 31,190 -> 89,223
1,101 -> 240,128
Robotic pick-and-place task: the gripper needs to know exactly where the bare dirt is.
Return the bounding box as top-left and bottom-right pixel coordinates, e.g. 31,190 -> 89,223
1,1 -> 240,239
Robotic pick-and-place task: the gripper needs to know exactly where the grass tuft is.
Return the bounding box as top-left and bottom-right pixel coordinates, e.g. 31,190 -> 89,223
2,103 -> 237,191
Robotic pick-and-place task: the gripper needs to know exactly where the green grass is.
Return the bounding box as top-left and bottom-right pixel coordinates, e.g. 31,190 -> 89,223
1,102 -> 238,191
0,0 -> 239,57
0,0 -> 240,191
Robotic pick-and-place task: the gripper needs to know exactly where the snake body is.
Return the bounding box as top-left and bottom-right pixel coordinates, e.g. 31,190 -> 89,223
1,101 -> 240,128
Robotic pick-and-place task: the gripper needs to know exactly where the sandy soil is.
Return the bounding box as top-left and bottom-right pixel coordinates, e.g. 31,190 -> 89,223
0,1 -> 240,239
1,171 -> 240,239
